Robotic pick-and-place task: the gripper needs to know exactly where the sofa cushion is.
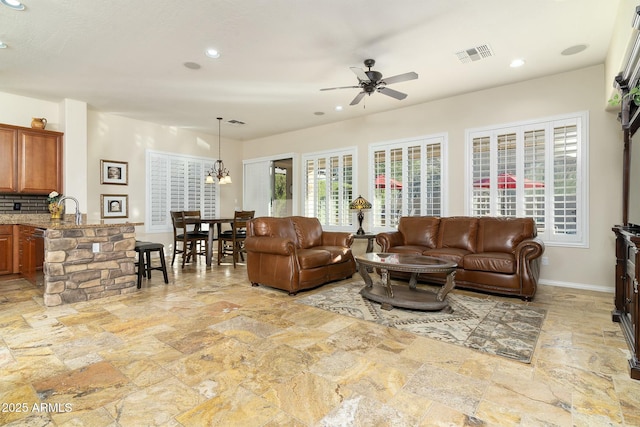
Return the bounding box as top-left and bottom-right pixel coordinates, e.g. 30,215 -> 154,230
476,217 -> 535,253
436,217 -> 478,252
297,248 -> 332,269
291,216 -> 323,248
423,248 -> 468,267
464,252 -> 516,274
398,216 -> 440,248
314,245 -> 352,263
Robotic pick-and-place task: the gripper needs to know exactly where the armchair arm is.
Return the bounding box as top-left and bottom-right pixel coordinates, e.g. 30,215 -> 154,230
514,236 -> 545,296
245,236 -> 296,256
321,231 -> 355,247
514,237 -> 545,263
376,231 -> 404,252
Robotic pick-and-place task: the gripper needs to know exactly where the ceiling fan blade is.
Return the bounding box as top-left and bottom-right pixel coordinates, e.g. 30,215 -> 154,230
350,91 -> 366,105
320,85 -> 360,91
350,67 -> 371,83
377,86 -> 408,100
381,71 -> 418,85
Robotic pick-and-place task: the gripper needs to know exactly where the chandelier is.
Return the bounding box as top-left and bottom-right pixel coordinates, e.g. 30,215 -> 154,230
205,117 -> 232,184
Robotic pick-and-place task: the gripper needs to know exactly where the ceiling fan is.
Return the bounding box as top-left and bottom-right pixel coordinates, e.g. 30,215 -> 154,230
320,59 -> 418,106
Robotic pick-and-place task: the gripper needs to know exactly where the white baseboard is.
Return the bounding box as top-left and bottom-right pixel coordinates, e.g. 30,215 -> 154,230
538,279 -> 614,294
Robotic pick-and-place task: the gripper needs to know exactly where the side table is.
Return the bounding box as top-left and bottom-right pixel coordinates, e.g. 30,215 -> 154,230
352,233 -> 376,253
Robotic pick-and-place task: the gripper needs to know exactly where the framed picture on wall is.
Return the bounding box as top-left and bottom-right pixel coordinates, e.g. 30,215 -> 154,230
100,159 -> 128,185
100,194 -> 128,219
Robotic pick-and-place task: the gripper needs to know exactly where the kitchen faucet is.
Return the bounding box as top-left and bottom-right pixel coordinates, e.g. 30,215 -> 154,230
57,196 -> 82,224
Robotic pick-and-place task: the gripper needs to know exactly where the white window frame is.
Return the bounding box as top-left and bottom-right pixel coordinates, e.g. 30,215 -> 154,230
369,133 -> 448,232
464,111 -> 589,247
301,146 -> 357,231
145,149 -> 219,233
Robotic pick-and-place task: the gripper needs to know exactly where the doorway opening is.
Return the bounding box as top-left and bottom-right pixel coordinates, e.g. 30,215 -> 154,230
272,158 -> 292,217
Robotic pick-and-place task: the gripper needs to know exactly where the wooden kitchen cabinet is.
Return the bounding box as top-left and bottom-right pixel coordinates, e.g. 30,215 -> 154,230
0,123 -> 63,194
0,127 -> 18,193
19,225 -> 44,285
0,225 -> 14,275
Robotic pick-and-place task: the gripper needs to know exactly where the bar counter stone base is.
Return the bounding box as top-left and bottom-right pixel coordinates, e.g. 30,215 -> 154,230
43,225 -> 137,306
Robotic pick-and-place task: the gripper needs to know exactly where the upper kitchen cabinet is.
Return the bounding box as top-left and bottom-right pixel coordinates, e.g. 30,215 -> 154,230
0,123 -> 63,194
0,126 -> 18,193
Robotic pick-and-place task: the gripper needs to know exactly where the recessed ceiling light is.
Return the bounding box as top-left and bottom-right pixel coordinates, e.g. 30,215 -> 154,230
561,44 -> 588,56
510,58 -> 526,68
1,0 -> 25,10
205,48 -> 220,59
335,106 -> 343,111
0,42 -> 7,49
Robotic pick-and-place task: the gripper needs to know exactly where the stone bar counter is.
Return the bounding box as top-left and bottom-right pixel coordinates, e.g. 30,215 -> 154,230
1,214 -> 143,307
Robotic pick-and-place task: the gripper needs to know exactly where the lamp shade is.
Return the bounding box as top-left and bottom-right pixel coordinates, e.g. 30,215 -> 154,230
349,195 -> 371,210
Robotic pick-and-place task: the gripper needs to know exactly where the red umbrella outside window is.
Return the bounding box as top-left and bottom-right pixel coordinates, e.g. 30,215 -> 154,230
473,172 -> 544,189
375,175 -> 403,189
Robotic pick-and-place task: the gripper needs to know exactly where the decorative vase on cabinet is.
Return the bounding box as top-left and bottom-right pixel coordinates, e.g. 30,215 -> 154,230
48,203 -> 64,220
31,118 -> 47,129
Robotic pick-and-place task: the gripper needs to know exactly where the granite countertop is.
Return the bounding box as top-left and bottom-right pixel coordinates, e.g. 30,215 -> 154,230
0,214 -> 143,229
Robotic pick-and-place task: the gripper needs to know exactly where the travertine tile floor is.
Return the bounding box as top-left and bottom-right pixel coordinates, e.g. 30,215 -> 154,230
0,260 -> 639,426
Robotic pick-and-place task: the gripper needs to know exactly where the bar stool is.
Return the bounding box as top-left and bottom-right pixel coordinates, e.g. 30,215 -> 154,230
134,241 -> 169,289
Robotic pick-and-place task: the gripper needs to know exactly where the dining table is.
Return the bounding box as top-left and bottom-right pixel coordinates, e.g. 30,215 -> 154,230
183,217 -> 235,266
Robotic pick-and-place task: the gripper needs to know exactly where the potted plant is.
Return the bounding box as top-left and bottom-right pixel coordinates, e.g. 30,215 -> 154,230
609,86 -> 640,106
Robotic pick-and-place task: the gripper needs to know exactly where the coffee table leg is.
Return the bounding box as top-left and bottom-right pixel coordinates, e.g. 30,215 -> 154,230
383,268 -> 394,298
381,268 -> 394,310
359,263 -> 374,288
408,272 -> 418,290
436,271 -> 456,302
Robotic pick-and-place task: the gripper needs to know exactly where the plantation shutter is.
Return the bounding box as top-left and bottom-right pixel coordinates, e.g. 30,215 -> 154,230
146,150 -> 218,233
302,149 -> 355,228
373,135 -> 445,228
148,153 -> 169,229
467,112 -> 586,246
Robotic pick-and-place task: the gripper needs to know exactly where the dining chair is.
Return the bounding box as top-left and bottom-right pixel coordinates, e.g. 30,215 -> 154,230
170,211 -> 208,268
183,210 -> 210,252
217,210 -> 255,268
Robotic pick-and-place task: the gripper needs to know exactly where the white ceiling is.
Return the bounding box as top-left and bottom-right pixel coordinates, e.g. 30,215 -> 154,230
0,0 -> 621,140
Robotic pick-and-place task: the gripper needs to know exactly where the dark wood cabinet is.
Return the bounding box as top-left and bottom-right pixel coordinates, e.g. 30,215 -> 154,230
0,225 -> 14,275
612,226 -> 640,379
612,7 -> 640,380
18,225 -> 44,285
0,123 -> 63,194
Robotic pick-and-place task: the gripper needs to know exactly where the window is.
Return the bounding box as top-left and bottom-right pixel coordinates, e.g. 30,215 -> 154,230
146,150 -> 218,232
302,148 -> 355,229
370,134 -> 446,229
466,112 -> 588,246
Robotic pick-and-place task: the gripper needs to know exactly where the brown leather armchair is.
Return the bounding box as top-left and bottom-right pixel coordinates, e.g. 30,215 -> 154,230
245,216 -> 357,294
376,216 -> 545,300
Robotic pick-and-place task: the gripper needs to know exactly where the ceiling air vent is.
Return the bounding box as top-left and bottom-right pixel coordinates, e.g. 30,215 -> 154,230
227,119 -> 245,126
455,44 -> 494,63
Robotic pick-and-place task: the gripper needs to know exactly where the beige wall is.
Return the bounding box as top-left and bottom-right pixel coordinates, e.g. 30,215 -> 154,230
0,93 -> 243,251
0,67 -> 625,291
242,65 -> 621,291
86,111 -> 244,248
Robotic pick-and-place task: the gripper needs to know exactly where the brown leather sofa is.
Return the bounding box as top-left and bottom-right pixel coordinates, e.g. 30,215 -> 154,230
245,216 -> 357,294
376,216 -> 545,300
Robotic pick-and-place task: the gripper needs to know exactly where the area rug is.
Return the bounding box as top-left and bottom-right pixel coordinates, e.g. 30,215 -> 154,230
295,281 -> 546,363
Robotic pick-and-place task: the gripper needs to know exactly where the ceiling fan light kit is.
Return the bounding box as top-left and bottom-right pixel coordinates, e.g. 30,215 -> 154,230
320,58 -> 418,106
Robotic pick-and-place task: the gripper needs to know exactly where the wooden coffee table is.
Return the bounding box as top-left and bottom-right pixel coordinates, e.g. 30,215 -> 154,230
356,253 -> 457,311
